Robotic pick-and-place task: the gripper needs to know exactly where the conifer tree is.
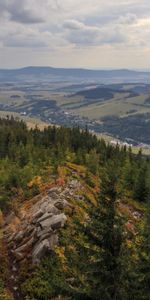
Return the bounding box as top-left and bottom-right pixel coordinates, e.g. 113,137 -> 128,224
134,164 -> 149,202
85,162 -> 127,300
128,205 -> 150,300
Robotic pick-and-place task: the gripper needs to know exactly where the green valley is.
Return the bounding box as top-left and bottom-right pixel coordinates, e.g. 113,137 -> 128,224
1,77 -> 150,146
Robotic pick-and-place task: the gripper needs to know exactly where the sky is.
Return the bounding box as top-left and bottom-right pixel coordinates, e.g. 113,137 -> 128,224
0,0 -> 150,69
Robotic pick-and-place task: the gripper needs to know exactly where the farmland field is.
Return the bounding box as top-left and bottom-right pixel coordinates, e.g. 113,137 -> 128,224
0,77 -> 150,145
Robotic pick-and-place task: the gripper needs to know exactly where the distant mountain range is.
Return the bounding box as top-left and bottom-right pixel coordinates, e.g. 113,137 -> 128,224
1,66 -> 150,82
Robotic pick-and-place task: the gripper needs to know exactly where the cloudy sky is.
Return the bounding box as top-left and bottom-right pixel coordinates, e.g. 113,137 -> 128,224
0,0 -> 150,69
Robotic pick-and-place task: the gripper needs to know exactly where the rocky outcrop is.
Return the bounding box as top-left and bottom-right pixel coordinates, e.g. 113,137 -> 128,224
4,179 -> 81,264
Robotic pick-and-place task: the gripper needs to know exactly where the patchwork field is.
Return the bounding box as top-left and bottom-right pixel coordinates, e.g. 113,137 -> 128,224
56,92 -> 150,120
0,81 -> 150,145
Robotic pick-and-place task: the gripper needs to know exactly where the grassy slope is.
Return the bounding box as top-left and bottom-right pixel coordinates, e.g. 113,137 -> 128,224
1,85 -> 150,149
61,94 -> 150,120
0,111 -> 49,130
1,84 -> 150,122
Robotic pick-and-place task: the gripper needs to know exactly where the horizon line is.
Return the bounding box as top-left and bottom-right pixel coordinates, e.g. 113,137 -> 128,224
1,65 -> 150,72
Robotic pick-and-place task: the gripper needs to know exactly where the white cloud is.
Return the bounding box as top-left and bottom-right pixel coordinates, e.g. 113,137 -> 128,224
0,0 -> 150,68
0,0 -> 45,23
118,13 -> 137,25
63,20 -> 126,46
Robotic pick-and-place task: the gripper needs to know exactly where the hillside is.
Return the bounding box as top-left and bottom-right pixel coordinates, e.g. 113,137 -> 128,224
0,118 -> 149,300
74,86 -> 137,100
0,67 -> 150,86
1,79 -> 150,144
0,66 -> 149,79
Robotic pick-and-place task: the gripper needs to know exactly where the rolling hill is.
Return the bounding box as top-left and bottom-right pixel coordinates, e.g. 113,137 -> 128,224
1,66 -> 150,82
0,67 -> 150,144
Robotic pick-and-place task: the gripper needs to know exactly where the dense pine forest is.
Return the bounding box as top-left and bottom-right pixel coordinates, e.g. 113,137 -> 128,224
0,117 -> 149,300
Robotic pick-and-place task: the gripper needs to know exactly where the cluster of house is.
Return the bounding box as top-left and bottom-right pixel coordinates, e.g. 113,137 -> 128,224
110,139 -> 150,150
110,140 -> 133,148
